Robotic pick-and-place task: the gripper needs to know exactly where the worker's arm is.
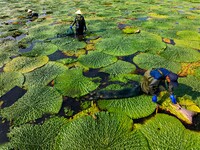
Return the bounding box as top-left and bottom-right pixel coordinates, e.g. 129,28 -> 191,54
168,83 -> 177,104
71,19 -> 76,27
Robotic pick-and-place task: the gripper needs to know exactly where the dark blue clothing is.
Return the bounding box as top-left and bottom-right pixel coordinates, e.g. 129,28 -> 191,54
141,68 -> 176,95
150,68 -> 170,79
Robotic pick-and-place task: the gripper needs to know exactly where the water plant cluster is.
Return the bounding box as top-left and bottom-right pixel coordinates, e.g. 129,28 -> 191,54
0,0 -> 200,149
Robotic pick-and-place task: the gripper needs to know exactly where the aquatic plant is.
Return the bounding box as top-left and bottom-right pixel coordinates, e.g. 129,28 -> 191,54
176,30 -> 200,41
0,52 -> 11,68
98,95 -> 156,119
0,86 -> 63,125
21,42 -> 58,57
0,72 -> 24,97
138,114 -> 200,150
54,68 -> 100,98
52,37 -> 86,52
133,53 -> 181,73
57,112 -> 149,150
8,117 -> 67,150
160,45 -> 200,63
109,74 -> 143,83
100,60 -> 136,76
4,56 -> 49,73
78,51 -> 117,68
24,61 -> 68,87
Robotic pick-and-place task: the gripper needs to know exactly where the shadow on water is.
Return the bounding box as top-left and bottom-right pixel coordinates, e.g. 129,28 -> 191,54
0,86 -> 27,108
48,50 -> 76,61
119,52 -> 146,75
58,97 -> 81,118
19,42 -> 34,53
0,117 -> 9,144
0,86 -> 26,144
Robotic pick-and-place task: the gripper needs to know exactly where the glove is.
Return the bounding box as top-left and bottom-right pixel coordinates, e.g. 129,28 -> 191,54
70,26 -> 73,29
152,95 -> 157,103
170,94 -> 177,104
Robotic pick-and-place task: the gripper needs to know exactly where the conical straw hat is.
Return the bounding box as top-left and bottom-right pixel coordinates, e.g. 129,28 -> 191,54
27,9 -> 32,13
75,10 -> 82,14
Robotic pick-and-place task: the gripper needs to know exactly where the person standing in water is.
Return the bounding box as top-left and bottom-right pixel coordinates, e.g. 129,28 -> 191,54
70,10 -> 87,40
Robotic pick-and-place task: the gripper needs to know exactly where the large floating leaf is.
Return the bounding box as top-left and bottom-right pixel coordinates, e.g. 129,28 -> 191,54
95,35 -> 138,56
174,75 -> 200,106
24,61 -> 68,87
52,37 -> 86,52
175,39 -> 200,50
8,117 -> 67,150
0,52 -> 11,68
176,30 -> 200,41
133,53 -> 181,73
3,56 -> 49,73
98,95 -> 156,119
109,74 -> 143,83
57,112 -> 149,150
54,68 -> 100,98
1,86 -> 62,125
27,25 -> 56,41
78,51 -> 117,68
0,72 -> 24,97
21,42 -> 58,57
138,114 -> 200,150
195,67 -> 200,78
160,45 -> 200,63
100,60 -> 136,76
95,31 -> 166,55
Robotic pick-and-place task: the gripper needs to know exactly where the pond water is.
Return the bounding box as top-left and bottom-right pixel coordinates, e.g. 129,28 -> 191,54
0,0 -> 200,148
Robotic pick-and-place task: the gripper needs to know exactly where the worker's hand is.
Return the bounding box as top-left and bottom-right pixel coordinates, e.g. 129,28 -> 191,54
70,26 -> 73,29
152,95 -> 157,103
170,94 -> 177,104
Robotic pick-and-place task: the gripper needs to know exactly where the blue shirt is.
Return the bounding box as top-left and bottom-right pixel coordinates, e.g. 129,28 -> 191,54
150,68 -> 170,79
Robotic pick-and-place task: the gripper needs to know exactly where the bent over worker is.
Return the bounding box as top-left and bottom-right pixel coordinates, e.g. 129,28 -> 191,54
141,68 -> 179,104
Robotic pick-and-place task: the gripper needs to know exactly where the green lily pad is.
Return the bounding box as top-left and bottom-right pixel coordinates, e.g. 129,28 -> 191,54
0,86 -> 63,125
54,68 -> 100,98
195,67 -> 200,78
98,95 -> 156,119
0,142 -> 12,150
122,26 -> 140,34
0,40 -> 19,56
174,75 -> 200,106
78,51 -> 117,68
57,112 -> 149,150
0,72 -> 24,97
176,30 -> 200,41
175,39 -> 200,49
133,53 -> 181,73
52,37 -> 86,52
24,61 -> 68,87
0,52 -> 11,68
8,117 -> 68,150
56,58 -> 77,65
138,113 -> 200,150
21,42 -> 58,57
4,56 -> 49,73
27,25 -> 56,41
110,74 -> 143,83
100,60 -> 136,76
95,35 -> 138,56
160,45 -> 200,63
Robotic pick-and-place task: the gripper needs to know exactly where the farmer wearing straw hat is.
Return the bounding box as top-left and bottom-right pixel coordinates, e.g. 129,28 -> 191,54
141,68 -> 179,104
70,10 -> 87,40
27,9 -> 38,21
